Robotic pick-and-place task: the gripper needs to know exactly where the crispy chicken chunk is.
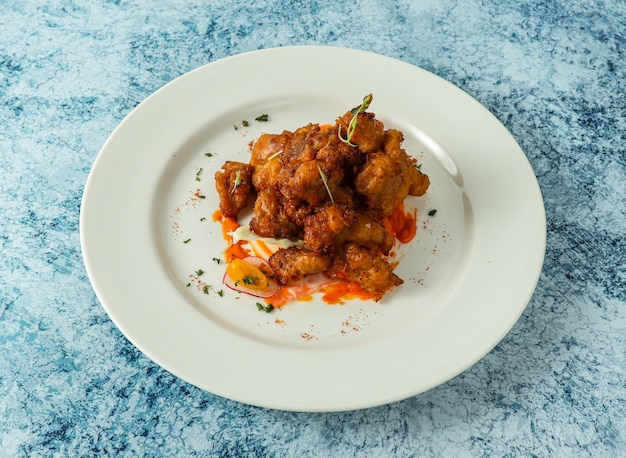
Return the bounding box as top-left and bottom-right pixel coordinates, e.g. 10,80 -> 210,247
315,127 -> 364,169
383,129 -> 430,196
337,111 -> 385,155
269,247 -> 332,285
336,213 -> 394,255
354,128 -> 431,215
329,243 -> 403,301
283,159 -> 334,207
354,151 -> 411,216
279,124 -> 324,169
250,132 -> 291,191
214,161 -> 254,218
303,205 -> 356,252
249,188 -> 300,239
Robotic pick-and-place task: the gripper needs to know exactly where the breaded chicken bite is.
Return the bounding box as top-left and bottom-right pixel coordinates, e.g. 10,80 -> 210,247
214,161 -> 254,218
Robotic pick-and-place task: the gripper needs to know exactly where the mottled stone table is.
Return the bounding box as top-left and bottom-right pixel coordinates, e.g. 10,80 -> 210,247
1,1 -> 624,456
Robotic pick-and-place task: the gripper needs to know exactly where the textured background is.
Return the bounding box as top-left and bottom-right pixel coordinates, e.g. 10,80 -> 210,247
1,0 -> 625,456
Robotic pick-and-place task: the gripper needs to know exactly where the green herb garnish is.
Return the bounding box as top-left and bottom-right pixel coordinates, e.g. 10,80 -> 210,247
338,94 -> 373,146
212,257 -> 221,264
256,302 -> 275,313
196,168 -> 203,181
195,269 -> 204,276
203,285 -> 209,294
255,114 -> 269,122
183,238 -> 191,244
317,165 -> 334,204
204,151 -> 213,157
266,149 -> 283,161
231,170 -> 244,193
217,290 -> 224,297
428,209 -> 438,217
242,120 -> 249,127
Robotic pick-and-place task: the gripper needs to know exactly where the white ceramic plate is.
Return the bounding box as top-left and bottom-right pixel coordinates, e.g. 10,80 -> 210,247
80,46 -> 546,412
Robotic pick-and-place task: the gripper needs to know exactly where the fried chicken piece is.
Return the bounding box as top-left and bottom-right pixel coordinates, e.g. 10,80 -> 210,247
250,132 -> 290,165
329,242 -> 402,301
354,150 -> 411,216
214,161 -> 254,218
407,164 -> 430,196
250,132 -> 291,191
336,213 -> 394,255
315,126 -> 365,170
268,247 -> 332,285
249,188 -> 300,239
282,198 -> 313,228
337,111 -> 385,154
282,160 -> 343,207
354,128 -> 431,215
280,124 -> 324,169
303,204 -> 356,252
383,129 -> 430,196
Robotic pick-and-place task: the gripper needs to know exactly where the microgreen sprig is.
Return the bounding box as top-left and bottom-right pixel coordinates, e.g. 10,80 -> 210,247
266,149 -> 283,162
338,94 -> 373,146
231,170 -> 244,193
317,165 -> 335,204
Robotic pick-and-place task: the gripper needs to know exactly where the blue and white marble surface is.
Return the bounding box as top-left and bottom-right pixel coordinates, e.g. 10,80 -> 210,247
1,0 -> 625,456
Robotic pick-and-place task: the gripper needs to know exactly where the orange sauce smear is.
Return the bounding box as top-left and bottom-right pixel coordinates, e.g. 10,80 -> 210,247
321,280 -> 371,305
267,285 -> 314,307
384,203 -> 418,244
213,210 -> 248,261
214,202 -> 418,307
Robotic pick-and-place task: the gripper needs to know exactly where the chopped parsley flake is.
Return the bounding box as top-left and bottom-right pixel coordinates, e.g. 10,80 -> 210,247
242,275 -> 255,285
256,302 -> 274,313
255,114 -> 269,122
428,209 -> 438,217
217,289 -> 224,297
242,120 -> 249,127
183,238 -> 191,244
195,269 -> 204,276
203,285 -> 209,294
212,257 -> 221,264
204,152 -> 213,157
